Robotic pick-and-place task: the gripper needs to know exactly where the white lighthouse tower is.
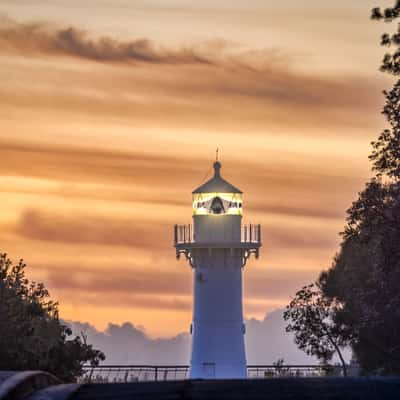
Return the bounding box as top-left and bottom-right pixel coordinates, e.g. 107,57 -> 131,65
174,159 -> 261,379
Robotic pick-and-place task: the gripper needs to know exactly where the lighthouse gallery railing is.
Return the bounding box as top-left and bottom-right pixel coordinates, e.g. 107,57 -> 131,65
174,224 -> 261,246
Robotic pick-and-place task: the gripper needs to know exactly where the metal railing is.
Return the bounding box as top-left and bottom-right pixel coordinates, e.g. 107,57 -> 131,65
174,224 -> 261,246
241,224 -> 261,244
174,224 -> 194,245
80,365 -> 342,383
247,365 -> 342,379
80,366 -> 189,383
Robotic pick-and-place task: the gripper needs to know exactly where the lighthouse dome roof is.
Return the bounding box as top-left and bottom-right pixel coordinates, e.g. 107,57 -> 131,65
192,161 -> 242,194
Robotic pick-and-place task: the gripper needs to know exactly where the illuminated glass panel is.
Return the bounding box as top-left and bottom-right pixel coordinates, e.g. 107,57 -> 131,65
192,193 -> 243,216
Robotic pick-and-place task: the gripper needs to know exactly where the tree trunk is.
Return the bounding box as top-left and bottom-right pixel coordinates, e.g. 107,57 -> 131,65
335,346 -> 348,377
329,337 -> 347,377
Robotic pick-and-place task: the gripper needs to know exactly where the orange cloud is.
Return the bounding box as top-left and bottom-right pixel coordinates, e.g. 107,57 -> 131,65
0,141 -> 365,213
31,260 -> 316,306
0,16 -> 385,138
16,209 -> 173,249
0,141 -> 199,188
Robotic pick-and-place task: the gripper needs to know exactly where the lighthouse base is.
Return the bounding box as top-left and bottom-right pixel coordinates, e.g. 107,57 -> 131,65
189,318 -> 247,380
190,363 -> 247,379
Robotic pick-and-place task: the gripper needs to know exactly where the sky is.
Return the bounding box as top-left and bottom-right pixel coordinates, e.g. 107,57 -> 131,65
68,309 -> 338,365
0,0 -> 395,342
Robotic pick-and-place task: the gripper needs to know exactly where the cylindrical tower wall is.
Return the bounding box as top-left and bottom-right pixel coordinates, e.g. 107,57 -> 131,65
190,249 -> 246,379
193,215 -> 241,243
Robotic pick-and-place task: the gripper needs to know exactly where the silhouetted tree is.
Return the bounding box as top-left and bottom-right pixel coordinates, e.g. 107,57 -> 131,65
372,1 -> 400,75
283,284 -> 348,376
0,253 -> 105,382
319,181 -> 400,374
317,1 -> 400,375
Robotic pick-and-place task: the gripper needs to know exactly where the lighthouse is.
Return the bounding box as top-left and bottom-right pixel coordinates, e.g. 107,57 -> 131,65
174,160 -> 261,379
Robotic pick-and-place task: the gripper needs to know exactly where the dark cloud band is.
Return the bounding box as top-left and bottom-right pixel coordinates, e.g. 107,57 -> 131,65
0,17 -> 212,65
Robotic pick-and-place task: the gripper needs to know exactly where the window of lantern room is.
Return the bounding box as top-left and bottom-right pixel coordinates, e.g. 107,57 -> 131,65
192,193 -> 243,216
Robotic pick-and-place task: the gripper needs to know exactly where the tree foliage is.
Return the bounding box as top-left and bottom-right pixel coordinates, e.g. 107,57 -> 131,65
370,81 -> 400,178
283,284 -> 348,376
372,1 -> 400,75
319,178 -> 400,374
371,1 -> 400,178
316,1 -> 400,375
0,253 -> 105,382
285,1 -> 400,376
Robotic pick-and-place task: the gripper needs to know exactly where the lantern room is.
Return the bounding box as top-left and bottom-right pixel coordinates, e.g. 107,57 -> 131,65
192,161 -> 243,216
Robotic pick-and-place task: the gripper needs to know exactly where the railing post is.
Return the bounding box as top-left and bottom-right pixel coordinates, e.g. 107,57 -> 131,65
174,224 -> 178,245
258,224 -> 261,243
249,224 -> 252,242
155,366 -> 158,382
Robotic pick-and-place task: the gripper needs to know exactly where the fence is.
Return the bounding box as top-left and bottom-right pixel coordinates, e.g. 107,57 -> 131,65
80,366 -> 189,383
80,365 -> 343,383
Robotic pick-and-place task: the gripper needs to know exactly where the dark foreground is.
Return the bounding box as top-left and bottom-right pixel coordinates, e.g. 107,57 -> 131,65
1,371 -> 400,400
73,378 -> 400,400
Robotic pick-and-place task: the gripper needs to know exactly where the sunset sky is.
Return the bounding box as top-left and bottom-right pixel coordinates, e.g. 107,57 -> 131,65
0,0 -> 394,338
